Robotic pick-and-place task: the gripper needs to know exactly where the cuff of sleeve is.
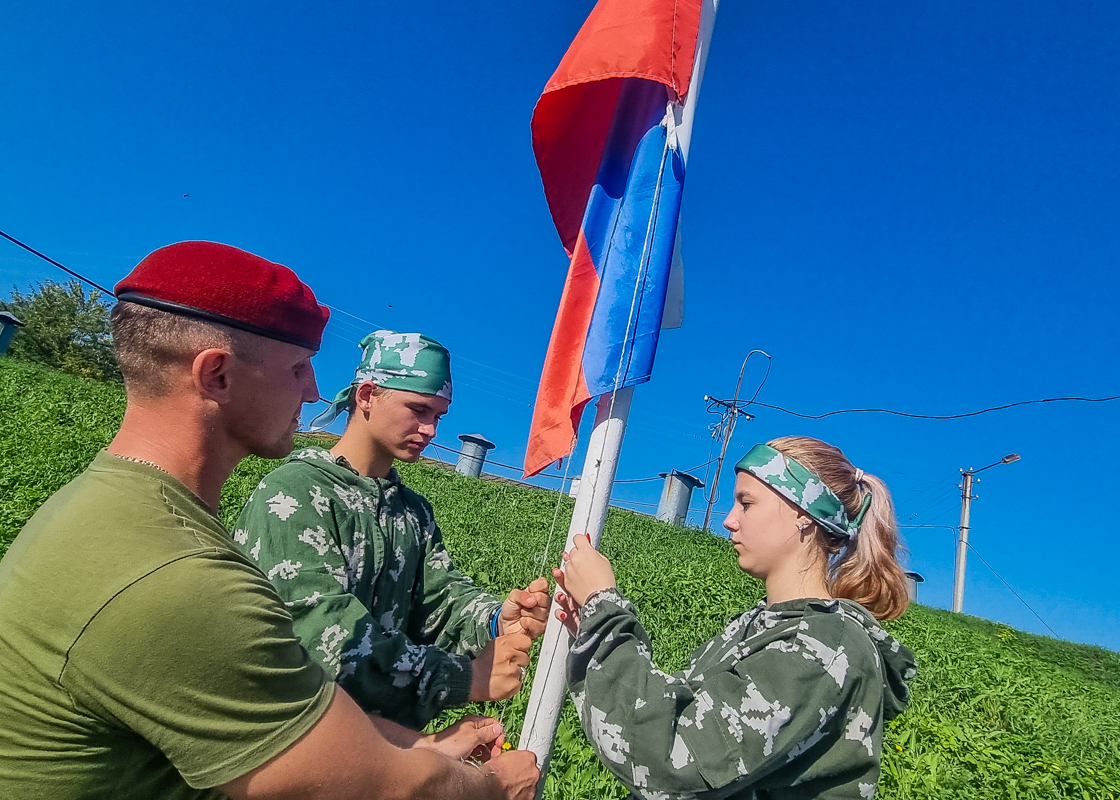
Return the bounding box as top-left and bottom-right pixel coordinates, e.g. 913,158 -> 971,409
444,653 -> 473,709
578,587 -> 632,629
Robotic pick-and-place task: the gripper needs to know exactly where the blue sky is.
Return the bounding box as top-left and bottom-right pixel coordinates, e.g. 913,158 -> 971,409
3,1 -> 1119,651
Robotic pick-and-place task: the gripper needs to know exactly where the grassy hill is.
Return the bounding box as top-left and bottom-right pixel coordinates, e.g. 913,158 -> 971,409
3,357 -> 1118,799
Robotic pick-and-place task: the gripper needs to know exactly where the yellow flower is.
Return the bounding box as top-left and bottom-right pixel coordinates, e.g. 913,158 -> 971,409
502,742 -> 513,751
895,745 -> 902,752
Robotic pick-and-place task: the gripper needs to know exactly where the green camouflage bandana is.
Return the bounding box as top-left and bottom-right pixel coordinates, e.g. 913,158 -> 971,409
734,443 -> 871,541
309,330 -> 452,431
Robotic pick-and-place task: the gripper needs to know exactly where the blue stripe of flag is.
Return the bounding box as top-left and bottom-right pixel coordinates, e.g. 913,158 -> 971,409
580,78 -> 686,396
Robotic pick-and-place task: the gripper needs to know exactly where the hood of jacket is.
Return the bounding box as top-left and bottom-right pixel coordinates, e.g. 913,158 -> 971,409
836,598 -> 918,721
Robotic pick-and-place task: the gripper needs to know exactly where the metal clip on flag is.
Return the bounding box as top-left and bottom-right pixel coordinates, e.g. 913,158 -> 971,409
519,0 -> 720,793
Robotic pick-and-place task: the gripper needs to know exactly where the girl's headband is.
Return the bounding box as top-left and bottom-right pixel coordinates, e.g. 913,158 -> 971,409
734,444 -> 871,541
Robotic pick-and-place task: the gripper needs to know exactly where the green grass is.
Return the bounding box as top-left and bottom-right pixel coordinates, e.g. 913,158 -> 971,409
0,358 -> 125,556
3,358 -> 1119,799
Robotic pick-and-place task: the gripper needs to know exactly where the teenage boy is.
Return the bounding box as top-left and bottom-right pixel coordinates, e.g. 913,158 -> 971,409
235,330 -> 550,729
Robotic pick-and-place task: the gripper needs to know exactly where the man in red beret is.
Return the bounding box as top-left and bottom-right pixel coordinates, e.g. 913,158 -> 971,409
0,241 -> 538,800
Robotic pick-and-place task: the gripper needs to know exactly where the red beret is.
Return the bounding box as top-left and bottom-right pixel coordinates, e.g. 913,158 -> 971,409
115,241 -> 330,350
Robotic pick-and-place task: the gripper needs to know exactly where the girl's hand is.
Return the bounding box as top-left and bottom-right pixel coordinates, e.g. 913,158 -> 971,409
552,534 -> 616,608
552,588 -> 580,636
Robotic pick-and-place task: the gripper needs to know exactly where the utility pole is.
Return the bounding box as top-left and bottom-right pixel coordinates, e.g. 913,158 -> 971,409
700,350 -> 769,530
700,395 -> 753,530
952,453 -> 1021,614
952,470 -> 975,613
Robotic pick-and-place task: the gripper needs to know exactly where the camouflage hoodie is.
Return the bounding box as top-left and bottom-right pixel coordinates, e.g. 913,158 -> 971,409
234,447 -> 501,729
567,589 -> 917,799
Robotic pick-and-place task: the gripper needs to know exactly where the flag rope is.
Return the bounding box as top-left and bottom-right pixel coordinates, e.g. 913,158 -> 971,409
516,118 -> 676,747
534,437 -> 579,580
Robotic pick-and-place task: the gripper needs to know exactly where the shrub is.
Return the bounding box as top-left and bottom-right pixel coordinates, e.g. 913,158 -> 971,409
1,280 -> 120,382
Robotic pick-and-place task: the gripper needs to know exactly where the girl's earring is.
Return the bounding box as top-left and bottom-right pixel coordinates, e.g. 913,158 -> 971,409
797,522 -> 808,533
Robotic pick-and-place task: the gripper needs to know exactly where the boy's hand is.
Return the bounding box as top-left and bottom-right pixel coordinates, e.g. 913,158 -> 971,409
469,633 -> 531,701
418,715 -> 505,762
498,577 -> 551,638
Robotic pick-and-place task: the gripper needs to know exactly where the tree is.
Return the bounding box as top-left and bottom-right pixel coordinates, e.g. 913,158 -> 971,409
0,280 -> 121,382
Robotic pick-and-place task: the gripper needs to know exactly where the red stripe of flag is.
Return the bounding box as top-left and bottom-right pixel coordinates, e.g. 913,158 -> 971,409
532,0 -> 701,255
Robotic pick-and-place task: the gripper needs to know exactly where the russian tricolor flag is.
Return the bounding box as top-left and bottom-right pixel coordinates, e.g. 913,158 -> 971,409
524,0 -> 704,477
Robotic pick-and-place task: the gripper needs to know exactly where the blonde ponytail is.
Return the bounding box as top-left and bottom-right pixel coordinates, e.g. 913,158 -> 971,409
767,436 -> 910,620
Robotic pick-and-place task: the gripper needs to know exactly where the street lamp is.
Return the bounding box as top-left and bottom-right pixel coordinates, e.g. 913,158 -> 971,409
952,453 -> 1021,613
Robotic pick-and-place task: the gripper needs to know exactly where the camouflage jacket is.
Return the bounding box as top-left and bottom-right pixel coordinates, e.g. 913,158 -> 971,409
233,447 -> 501,729
568,590 -> 917,800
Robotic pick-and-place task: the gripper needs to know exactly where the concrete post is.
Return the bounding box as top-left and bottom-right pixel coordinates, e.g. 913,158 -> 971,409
952,471 -> 974,613
0,312 -> 24,355
656,470 -> 704,525
455,434 -> 495,478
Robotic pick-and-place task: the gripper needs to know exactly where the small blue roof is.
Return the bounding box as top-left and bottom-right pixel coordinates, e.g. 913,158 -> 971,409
0,311 -> 24,327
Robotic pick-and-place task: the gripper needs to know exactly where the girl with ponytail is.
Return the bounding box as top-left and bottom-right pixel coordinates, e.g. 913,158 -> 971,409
553,436 -> 917,800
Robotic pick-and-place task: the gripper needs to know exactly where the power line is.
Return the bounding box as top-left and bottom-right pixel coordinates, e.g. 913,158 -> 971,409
896,478 -> 957,505
0,230 -> 116,296
900,487 -> 961,522
924,503 -> 966,526
428,441 -> 559,479
966,542 -> 1060,638
615,499 -> 702,514
322,303 -> 385,332
898,525 -> 1059,638
427,440 -> 717,488
612,455 -> 719,484
322,303 -> 541,389
323,313 -> 536,399
9,229 -> 1113,433
749,395 -> 1120,420
888,471 -> 950,484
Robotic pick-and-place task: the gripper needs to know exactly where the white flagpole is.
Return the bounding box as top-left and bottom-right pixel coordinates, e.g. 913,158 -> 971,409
518,387 -> 631,796
517,2 -> 720,796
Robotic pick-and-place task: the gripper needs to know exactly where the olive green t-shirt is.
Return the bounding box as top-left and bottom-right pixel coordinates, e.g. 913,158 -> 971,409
0,451 -> 335,800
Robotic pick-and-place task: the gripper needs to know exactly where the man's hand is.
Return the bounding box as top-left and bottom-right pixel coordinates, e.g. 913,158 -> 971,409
486,749 -> 540,800
469,633 -> 531,701
417,715 -> 505,762
498,577 -> 551,638
552,534 -> 616,608
221,689 -> 526,800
